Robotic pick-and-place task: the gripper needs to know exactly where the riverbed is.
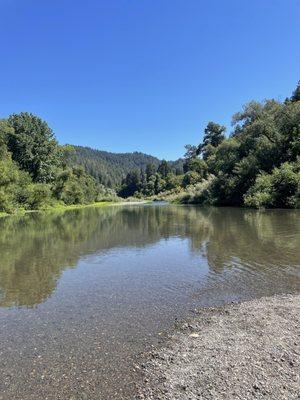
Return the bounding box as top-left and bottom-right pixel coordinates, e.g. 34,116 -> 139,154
138,294 -> 300,400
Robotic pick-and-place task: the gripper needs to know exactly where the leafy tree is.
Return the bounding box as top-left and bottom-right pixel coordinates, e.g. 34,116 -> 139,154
182,171 -> 202,187
202,121 -> 226,148
53,166 -> 100,205
142,174 -> 156,196
118,170 -> 141,198
180,82 -> 300,208
183,157 -> 207,177
154,173 -> 166,194
165,173 -> 182,190
184,144 -> 198,159
145,163 -> 157,180
59,144 -> 76,168
157,159 -> 171,178
7,112 -> 60,182
18,183 -> 52,210
232,101 -> 264,128
0,120 -> 13,158
291,81 -> 300,102
244,161 -> 300,208
0,152 -> 32,213
197,121 -> 226,161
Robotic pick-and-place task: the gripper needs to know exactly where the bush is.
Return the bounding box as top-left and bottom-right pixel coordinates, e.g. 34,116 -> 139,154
53,167 -> 102,205
244,173 -> 274,208
18,183 -> 52,210
176,175 -> 216,205
182,171 -> 202,187
0,153 -> 32,213
244,161 -> 300,208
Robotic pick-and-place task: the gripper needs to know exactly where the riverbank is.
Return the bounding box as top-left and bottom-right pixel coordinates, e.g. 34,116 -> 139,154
137,294 -> 300,400
0,201 -> 114,218
0,199 -> 150,219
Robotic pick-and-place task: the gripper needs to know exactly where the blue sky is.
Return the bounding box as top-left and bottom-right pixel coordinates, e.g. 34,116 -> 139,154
0,0 -> 299,160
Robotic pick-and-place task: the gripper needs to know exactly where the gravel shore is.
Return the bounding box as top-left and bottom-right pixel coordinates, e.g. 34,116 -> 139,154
137,294 -> 300,400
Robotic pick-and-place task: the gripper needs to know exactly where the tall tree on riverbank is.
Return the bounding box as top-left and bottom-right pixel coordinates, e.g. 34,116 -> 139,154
7,113 -> 60,182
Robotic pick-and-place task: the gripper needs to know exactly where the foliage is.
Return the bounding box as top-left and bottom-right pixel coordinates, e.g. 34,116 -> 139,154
182,171 -> 202,187
157,159 -> 171,178
202,121 -> 226,149
0,152 -> 31,213
53,166 -> 106,205
118,170 -> 142,198
183,157 -> 208,176
71,145 -> 184,188
0,113 -> 118,213
244,161 -> 300,208
291,81 -> 300,102
177,175 -> 216,205
7,113 -> 60,182
176,83 -> 300,208
1,81 -> 300,210
118,81 -> 300,209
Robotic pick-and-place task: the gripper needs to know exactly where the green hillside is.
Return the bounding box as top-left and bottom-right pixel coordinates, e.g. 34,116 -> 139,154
72,145 -> 184,187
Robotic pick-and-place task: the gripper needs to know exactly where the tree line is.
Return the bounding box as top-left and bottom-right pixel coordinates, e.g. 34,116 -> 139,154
0,113 -> 116,213
119,82 -> 300,208
1,82 -> 299,212
71,145 -> 183,188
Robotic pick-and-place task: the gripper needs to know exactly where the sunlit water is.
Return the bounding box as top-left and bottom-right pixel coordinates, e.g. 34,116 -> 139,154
0,204 -> 299,399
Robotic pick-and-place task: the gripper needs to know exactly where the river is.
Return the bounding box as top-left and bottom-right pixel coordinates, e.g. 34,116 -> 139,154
0,204 -> 299,399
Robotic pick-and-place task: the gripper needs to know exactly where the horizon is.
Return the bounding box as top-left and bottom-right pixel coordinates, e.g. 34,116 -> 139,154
1,0 -> 300,159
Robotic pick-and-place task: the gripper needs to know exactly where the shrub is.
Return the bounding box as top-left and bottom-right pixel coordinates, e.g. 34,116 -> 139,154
244,161 -> 300,208
182,171 -> 202,188
18,184 -> 52,210
176,175 -> 216,205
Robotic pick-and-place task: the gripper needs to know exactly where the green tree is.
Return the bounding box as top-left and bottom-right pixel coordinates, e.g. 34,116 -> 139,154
202,122 -> 226,148
118,170 -> 141,198
244,161 -> 300,208
53,166 -> 100,205
182,171 -> 202,187
0,120 -> 13,158
184,144 -> 198,159
291,81 -> 300,102
180,84 -> 300,208
183,157 -> 207,177
145,163 -> 157,180
7,112 -> 60,183
157,159 -> 170,178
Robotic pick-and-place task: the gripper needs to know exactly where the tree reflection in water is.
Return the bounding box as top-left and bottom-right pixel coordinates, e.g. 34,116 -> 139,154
0,205 -> 299,308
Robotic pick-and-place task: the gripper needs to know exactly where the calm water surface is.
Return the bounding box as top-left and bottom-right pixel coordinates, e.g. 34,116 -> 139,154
0,204 -> 299,399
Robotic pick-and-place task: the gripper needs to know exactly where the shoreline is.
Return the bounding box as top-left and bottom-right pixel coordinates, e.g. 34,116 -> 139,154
0,201 -> 114,219
0,199 -> 150,219
137,293 -> 300,400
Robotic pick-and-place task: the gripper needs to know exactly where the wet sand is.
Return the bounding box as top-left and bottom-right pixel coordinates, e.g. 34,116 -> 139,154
137,294 -> 300,400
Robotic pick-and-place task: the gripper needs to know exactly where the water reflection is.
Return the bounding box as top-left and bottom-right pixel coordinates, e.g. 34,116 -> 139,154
0,205 -> 299,308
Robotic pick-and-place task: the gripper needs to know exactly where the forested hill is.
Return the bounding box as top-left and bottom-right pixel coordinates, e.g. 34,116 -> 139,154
72,145 -> 184,187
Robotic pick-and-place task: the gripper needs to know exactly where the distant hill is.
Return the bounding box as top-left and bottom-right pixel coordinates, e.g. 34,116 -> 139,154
72,145 -> 184,187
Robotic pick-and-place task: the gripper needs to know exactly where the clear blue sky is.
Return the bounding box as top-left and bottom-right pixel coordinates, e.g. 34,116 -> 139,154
1,0 -> 299,160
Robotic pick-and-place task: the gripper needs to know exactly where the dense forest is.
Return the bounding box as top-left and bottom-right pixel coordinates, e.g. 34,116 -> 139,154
72,145 -> 184,187
0,82 -> 299,213
119,83 -> 300,208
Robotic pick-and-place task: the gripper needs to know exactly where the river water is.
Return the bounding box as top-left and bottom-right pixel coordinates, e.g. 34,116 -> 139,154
0,204 -> 299,399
